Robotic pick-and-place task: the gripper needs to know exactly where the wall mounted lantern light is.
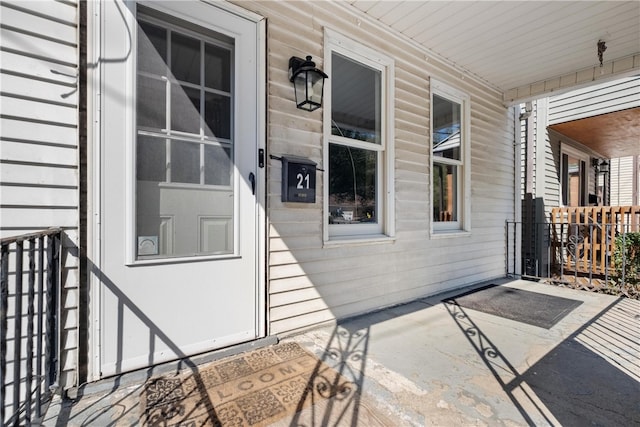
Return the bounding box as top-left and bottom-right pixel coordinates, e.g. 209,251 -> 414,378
598,159 -> 609,174
288,55 -> 328,112
592,158 -> 610,174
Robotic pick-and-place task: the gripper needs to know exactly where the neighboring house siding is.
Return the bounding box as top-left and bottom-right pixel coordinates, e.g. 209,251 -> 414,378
545,138 -> 562,211
532,99 -> 562,215
610,156 -> 639,206
234,1 -> 515,335
548,76 -> 640,124
0,1 -> 79,387
548,76 -> 640,208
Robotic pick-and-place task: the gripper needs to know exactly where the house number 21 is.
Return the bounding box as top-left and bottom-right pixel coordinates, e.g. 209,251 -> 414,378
282,158 -> 316,203
296,172 -> 310,189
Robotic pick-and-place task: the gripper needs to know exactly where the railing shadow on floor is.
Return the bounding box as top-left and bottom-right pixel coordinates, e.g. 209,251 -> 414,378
444,295 -> 640,426
289,324 -> 369,427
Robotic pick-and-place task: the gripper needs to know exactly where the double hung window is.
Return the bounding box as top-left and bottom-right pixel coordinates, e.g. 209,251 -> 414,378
324,31 -> 394,241
431,80 -> 470,233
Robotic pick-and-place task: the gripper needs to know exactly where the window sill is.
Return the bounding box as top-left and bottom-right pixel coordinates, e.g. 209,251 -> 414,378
430,230 -> 471,239
324,234 -> 396,248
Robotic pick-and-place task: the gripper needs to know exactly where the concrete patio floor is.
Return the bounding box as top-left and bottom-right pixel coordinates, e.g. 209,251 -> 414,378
43,279 -> 640,426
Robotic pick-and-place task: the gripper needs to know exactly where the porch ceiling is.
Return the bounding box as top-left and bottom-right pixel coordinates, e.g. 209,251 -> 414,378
346,1 -> 640,104
549,107 -> 640,158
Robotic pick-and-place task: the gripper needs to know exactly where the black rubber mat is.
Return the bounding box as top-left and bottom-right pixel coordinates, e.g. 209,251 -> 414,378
447,285 -> 583,329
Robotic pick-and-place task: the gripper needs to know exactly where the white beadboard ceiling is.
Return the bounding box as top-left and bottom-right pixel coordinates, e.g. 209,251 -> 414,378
345,1 -> 640,104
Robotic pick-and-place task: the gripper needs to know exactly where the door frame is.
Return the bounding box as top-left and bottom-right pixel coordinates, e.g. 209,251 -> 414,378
86,0 -> 267,382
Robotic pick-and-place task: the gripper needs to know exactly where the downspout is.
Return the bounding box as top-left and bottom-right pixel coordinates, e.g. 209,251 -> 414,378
513,103 -> 530,277
86,0 -> 102,382
78,0 -> 88,387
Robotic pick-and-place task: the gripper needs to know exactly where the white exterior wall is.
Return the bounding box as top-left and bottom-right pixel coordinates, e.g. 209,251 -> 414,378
229,1 -> 515,335
0,1 -> 79,387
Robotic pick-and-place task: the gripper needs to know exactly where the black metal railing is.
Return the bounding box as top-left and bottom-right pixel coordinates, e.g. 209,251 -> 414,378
0,229 -> 61,426
507,221 -> 640,298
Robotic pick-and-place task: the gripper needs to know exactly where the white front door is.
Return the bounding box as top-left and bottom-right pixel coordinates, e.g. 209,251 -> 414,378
93,1 -> 264,378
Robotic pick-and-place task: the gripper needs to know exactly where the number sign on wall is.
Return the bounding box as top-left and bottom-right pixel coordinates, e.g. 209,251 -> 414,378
281,156 -> 317,203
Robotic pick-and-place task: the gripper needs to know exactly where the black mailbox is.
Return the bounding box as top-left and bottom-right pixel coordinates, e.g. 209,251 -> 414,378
281,156 -> 316,203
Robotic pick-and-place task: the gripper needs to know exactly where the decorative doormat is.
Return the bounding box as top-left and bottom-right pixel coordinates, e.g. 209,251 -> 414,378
446,285 -> 583,329
140,342 -> 352,426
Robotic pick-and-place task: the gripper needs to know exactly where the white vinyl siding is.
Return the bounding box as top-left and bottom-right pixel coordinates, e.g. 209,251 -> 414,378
610,156 -> 639,206
237,0 -> 515,335
0,1 -> 79,389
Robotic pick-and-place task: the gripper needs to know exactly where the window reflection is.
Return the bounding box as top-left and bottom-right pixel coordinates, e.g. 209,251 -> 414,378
328,144 -> 377,224
433,95 -> 461,161
331,53 -> 381,144
432,92 -> 462,224
433,163 -> 457,222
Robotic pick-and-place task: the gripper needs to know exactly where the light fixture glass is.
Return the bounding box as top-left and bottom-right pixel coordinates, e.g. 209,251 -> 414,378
289,56 -> 328,112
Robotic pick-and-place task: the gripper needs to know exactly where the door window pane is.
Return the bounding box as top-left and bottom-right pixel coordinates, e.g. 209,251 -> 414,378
205,43 -> 231,91
204,145 -> 231,185
171,140 -> 200,184
138,21 -> 167,75
171,33 -> 200,84
171,85 -> 201,134
137,76 -> 166,129
331,53 -> 381,144
204,93 -> 231,138
329,144 -> 377,224
137,135 -> 166,182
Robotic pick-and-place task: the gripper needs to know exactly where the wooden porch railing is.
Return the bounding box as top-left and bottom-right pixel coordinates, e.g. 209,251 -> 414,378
550,206 -> 640,275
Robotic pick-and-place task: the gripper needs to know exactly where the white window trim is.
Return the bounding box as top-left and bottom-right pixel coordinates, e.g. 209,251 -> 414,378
430,79 -> 471,235
323,29 -> 395,244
